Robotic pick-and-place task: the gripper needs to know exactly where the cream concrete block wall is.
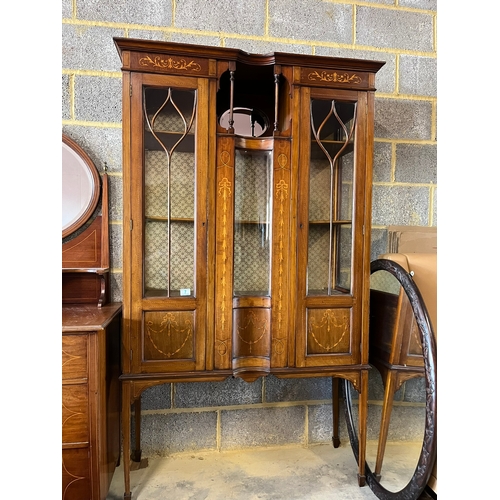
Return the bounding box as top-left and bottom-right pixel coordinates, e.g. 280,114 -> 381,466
62,0 -> 437,455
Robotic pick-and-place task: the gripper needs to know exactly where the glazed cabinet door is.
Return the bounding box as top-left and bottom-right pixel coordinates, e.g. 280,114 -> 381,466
124,72 -> 210,373
296,87 -> 369,368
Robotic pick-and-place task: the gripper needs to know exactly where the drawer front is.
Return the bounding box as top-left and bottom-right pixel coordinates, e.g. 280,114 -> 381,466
62,384 -> 89,444
62,447 -> 91,500
62,334 -> 88,380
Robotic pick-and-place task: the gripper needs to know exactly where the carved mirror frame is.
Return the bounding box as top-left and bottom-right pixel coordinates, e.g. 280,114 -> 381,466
62,134 -> 101,238
344,258 -> 437,500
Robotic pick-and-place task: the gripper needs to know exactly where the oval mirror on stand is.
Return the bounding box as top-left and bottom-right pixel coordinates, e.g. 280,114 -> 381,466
62,134 -> 101,238
344,258 -> 437,499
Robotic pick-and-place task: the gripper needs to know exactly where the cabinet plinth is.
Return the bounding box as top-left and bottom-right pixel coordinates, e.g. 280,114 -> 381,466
115,37 -> 384,498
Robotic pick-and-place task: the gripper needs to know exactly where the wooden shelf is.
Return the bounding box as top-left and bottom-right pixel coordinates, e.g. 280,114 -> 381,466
145,216 -> 194,223
307,288 -> 350,296
144,218 -> 351,229
309,220 -> 352,225
144,218 -> 272,224
235,220 -> 270,225
144,288 -> 193,298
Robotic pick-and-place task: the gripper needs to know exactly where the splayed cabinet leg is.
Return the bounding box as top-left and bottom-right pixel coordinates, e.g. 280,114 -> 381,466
357,370 -> 368,487
122,382 -> 132,500
332,377 -> 341,448
132,398 -> 142,463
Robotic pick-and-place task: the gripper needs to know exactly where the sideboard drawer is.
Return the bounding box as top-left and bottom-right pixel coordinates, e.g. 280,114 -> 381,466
62,447 -> 91,500
62,334 -> 88,380
62,383 -> 89,444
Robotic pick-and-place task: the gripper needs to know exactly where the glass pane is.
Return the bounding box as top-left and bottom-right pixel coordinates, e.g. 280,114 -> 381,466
233,149 -> 272,296
143,87 -> 197,297
307,98 -> 356,295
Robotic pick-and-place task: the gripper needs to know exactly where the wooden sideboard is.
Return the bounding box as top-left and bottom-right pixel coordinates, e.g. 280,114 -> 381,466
62,134 -> 121,499
62,303 -> 121,500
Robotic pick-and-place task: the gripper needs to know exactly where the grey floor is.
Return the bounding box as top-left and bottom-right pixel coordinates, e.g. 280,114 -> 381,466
107,441 -> 423,500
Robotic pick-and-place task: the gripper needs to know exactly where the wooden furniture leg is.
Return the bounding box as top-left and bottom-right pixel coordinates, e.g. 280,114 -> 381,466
132,398 -> 142,462
357,370 -> 368,487
332,377 -> 341,448
374,370 -> 398,480
122,381 -> 132,500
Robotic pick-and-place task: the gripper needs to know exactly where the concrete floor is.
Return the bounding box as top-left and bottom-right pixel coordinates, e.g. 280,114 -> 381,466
107,441 -> 424,500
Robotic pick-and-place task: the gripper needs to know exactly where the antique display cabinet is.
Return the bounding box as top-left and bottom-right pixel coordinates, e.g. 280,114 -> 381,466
114,37 -> 384,499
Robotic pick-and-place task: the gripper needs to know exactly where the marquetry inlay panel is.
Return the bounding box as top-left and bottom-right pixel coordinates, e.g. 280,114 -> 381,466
62,384 -> 89,444
233,308 -> 271,358
143,310 -> 195,360
306,308 -> 351,355
218,174 -> 232,342
215,137 -> 235,368
301,68 -> 369,88
62,335 -> 88,380
266,139 -> 290,367
129,52 -> 209,75
62,448 -> 91,500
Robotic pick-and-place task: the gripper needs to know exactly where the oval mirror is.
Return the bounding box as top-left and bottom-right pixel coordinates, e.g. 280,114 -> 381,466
62,134 -> 101,238
344,258 -> 437,499
219,107 -> 270,137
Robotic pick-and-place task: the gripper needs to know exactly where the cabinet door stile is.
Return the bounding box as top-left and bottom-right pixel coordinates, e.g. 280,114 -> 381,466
295,86 -> 312,368
287,80 -> 302,368
193,77 -> 209,371
121,70 -> 133,370
349,91 -> 369,364
205,76 -> 219,372
360,91 -> 375,365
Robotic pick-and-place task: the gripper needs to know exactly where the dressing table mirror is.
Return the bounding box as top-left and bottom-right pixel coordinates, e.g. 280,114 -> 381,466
62,134 -> 110,306
61,134 -> 121,500
62,135 -> 101,238
343,258 -> 437,499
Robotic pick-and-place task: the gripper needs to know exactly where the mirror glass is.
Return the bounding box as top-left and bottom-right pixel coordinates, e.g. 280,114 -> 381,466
62,135 -> 100,238
344,260 -> 436,499
219,108 -> 269,137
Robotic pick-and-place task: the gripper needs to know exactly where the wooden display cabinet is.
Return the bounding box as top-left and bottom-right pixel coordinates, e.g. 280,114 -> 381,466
114,38 -> 384,499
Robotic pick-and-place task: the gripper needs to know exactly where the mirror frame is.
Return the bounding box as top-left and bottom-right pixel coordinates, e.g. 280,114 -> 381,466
62,134 -> 101,238
344,258 -> 437,500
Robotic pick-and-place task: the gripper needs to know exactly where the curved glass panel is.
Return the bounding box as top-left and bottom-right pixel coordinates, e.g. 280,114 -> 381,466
233,148 -> 272,296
